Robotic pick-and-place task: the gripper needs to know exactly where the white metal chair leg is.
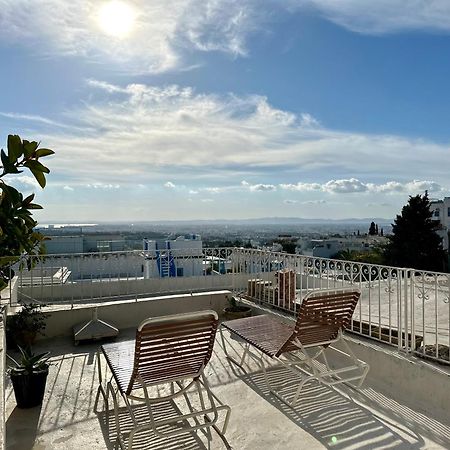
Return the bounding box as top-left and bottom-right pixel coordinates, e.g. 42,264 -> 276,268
220,325 -> 251,368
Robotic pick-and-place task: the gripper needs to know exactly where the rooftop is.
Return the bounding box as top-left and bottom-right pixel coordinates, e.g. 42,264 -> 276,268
4,297 -> 450,450
2,248 -> 450,449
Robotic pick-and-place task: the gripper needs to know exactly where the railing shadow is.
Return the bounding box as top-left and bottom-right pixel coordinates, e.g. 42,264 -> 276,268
96,397 -> 228,449
234,364 -> 425,449
217,331 -> 433,450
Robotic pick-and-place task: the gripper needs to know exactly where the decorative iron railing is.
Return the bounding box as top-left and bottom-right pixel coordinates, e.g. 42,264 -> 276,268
1,247 -> 448,365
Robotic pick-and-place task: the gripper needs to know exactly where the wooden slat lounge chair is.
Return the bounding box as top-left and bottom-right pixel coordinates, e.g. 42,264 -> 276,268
220,289 -> 369,408
95,310 -> 231,449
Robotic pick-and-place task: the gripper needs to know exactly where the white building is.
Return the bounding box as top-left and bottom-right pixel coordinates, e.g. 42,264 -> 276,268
143,234 -> 203,278
296,236 -> 386,259
43,235 -> 84,254
309,239 -> 342,258
429,197 -> 450,250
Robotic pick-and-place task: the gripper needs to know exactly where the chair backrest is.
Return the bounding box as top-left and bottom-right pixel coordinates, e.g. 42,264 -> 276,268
127,310 -> 218,393
278,289 -> 360,354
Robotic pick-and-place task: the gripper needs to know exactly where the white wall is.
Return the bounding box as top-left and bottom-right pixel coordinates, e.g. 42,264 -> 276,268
44,236 -> 84,254
18,272 -> 252,304
0,307 -> 5,450
39,290 -> 230,339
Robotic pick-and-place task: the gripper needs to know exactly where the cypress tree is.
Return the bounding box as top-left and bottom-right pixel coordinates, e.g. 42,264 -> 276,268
383,192 -> 447,271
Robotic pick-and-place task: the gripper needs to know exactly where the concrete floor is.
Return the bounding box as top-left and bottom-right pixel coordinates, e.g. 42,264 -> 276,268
5,329 -> 450,450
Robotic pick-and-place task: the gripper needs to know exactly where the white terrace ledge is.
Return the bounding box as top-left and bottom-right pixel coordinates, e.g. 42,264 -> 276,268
4,292 -> 450,449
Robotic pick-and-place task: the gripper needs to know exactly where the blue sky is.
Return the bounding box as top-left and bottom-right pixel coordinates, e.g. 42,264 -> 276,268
1,0 -> 450,221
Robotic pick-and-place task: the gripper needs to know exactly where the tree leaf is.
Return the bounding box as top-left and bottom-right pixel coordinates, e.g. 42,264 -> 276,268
7,135 -> 22,162
0,256 -> 19,265
24,160 -> 50,174
1,149 -> 19,174
35,148 -> 54,158
27,203 -> 43,210
23,141 -> 38,158
22,194 -> 35,205
30,169 -> 46,188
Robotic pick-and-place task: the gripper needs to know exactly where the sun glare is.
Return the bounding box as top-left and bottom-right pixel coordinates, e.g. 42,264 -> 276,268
98,1 -> 135,38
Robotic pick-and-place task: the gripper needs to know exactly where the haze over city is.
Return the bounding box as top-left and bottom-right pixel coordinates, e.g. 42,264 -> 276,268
2,1 -> 450,221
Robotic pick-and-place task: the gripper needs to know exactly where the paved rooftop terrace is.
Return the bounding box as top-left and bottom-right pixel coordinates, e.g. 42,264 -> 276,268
5,328 -> 450,450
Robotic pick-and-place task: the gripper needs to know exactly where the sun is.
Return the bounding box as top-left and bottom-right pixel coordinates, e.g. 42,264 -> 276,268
98,1 -> 136,38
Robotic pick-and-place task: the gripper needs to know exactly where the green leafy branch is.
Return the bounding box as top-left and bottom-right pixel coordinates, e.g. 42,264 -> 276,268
0,135 -> 54,290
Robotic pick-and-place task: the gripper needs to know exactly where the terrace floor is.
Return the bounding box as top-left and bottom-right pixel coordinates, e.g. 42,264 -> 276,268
5,328 -> 450,450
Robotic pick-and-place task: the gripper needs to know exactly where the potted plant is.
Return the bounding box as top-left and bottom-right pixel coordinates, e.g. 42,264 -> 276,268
8,346 -> 50,408
223,295 -> 252,320
6,302 -> 49,349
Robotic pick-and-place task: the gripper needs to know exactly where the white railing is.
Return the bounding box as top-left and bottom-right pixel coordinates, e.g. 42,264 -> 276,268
2,248 -> 237,306
2,247 -> 449,365
231,248 -> 450,366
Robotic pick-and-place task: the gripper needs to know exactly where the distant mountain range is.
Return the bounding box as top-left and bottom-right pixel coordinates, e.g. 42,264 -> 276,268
43,217 -> 394,227
123,217 -> 394,226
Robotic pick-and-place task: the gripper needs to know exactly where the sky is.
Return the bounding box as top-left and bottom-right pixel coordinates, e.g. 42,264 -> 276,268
1,0 -> 450,222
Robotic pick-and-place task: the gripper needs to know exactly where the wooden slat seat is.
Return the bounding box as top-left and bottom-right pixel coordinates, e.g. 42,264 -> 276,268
222,315 -> 293,358
102,341 -> 135,394
102,312 -> 219,395
96,310 -> 231,448
223,290 -> 360,358
220,289 -> 369,408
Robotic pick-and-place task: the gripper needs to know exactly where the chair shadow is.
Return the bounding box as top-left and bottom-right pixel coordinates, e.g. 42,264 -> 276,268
96,396 -> 230,450
232,362 -> 427,450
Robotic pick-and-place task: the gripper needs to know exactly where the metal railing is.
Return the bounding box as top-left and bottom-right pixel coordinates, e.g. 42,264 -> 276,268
0,248 -> 236,307
1,247 -> 449,365
231,248 -> 449,365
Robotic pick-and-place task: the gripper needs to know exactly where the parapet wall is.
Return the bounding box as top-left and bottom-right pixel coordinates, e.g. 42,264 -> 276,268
39,290 -> 231,339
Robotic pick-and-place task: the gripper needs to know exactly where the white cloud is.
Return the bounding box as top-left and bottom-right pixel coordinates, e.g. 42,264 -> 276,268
0,0 -> 447,80
244,182 -> 277,192
63,185 -> 74,191
368,180 -> 442,194
0,112 -> 70,128
279,182 -> 322,191
203,187 -> 223,194
299,113 -> 320,128
283,199 -> 298,204
164,181 -> 176,188
301,200 -> 326,205
290,0 -> 450,35
279,179 -> 443,195
86,183 -> 120,189
241,180 -> 277,191
323,178 -> 368,194
7,80 -> 450,193
6,175 -> 40,189
0,0 -> 258,73
405,180 -> 442,193
201,198 -> 213,203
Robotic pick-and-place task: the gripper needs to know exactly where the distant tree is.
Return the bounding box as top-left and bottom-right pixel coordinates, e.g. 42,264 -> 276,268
244,240 -> 253,249
368,222 -> 377,236
375,224 -> 379,235
380,228 -> 384,237
334,247 -> 385,265
357,230 -> 360,236
383,192 -> 447,272
333,249 -> 359,261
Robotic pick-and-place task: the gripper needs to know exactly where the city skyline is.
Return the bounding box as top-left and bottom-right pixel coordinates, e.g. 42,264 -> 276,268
2,1 -> 450,221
